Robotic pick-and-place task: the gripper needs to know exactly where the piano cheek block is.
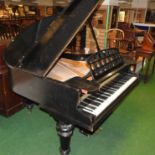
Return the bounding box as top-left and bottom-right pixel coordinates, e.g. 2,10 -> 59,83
66,77 -> 99,93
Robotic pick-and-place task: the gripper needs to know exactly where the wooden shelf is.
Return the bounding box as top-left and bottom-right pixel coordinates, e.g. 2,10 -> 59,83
0,44 -> 24,117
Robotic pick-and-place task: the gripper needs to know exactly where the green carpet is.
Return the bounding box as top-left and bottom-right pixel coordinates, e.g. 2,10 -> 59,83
0,74 -> 155,155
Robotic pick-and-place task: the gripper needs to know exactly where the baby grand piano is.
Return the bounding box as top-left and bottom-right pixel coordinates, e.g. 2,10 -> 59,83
4,0 -> 139,155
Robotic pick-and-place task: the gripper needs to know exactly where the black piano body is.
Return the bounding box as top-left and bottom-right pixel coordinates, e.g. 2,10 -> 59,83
4,0 -> 139,155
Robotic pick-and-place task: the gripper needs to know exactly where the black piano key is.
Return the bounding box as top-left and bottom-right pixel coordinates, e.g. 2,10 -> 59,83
124,74 -> 132,78
81,107 -> 94,113
108,82 -> 122,88
88,95 -> 103,102
99,90 -> 111,97
89,101 -> 101,107
118,78 -> 128,82
100,88 -> 114,94
92,92 -> 108,100
79,73 -> 135,115
96,92 -> 110,99
87,99 -> 101,106
78,104 -> 92,113
112,84 -> 121,89
116,77 -> 127,83
108,83 -> 121,89
121,77 -> 130,81
103,86 -> 117,92
118,79 -> 128,84
83,99 -> 99,107
80,102 -> 96,110
113,81 -> 123,86
83,98 -> 100,109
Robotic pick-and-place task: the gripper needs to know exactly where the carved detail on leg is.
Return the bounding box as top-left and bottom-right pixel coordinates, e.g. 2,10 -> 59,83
56,122 -> 74,155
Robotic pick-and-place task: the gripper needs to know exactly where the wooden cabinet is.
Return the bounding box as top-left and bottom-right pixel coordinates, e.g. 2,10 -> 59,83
0,44 -> 24,117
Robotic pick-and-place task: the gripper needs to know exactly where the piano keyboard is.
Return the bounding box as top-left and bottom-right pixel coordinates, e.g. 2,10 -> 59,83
78,73 -> 137,117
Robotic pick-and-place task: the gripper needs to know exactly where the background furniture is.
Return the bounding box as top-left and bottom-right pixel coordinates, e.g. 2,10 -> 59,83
135,33 -> 155,82
107,28 -> 139,72
0,43 -> 23,117
107,28 -> 124,48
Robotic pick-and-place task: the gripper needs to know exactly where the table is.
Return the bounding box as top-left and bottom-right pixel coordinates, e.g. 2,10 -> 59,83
133,23 -> 155,32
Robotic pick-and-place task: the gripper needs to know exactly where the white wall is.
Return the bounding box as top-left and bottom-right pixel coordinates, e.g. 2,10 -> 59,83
132,0 -> 148,8
148,1 -> 155,9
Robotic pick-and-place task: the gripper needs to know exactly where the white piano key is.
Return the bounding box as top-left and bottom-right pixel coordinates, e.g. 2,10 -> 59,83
80,76 -> 137,117
91,76 -> 137,116
82,101 -> 97,108
89,95 -> 103,102
79,104 -> 94,112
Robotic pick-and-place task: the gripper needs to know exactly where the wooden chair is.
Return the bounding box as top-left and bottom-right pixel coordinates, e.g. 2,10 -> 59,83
120,30 -> 136,56
107,28 -> 137,71
107,28 -> 124,48
107,28 -> 135,56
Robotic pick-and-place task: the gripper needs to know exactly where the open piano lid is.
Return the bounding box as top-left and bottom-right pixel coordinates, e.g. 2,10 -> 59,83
4,0 -> 101,77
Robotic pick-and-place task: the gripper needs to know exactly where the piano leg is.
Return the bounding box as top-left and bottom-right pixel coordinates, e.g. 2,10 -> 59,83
24,98 -> 34,111
56,122 -> 74,155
